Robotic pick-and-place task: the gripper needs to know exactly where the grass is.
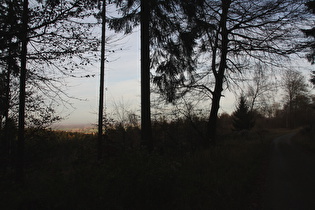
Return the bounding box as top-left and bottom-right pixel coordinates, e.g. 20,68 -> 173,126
0,129 -> 282,209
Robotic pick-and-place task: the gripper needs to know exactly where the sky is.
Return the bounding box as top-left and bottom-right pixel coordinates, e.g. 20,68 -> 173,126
52,28 -> 239,127
54,30 -> 141,126
52,28 -> 314,127
51,12 -> 314,128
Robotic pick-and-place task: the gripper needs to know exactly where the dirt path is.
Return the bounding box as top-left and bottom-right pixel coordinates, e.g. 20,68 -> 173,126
262,132 -> 315,210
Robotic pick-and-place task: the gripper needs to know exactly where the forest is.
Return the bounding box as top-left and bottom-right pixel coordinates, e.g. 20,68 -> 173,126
1,0 -> 315,209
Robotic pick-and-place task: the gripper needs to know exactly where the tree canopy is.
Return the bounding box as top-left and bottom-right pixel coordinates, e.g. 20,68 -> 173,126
151,0 -> 309,145
0,0 -> 102,128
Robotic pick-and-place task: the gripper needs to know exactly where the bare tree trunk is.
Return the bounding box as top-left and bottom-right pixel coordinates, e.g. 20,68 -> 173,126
207,0 -> 231,147
141,0 -> 152,150
207,82 -> 223,146
16,0 -> 28,185
289,99 -> 295,129
98,0 -> 106,161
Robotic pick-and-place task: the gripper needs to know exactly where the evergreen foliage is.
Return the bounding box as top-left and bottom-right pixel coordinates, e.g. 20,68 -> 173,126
300,1 -> 315,86
311,71 -> 315,85
302,1 -> 315,65
232,96 -> 255,131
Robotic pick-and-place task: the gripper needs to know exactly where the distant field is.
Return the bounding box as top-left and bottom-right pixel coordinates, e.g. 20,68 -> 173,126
52,123 -> 97,133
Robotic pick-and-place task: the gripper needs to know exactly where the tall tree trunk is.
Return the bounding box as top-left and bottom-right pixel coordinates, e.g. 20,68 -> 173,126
140,0 -> 152,149
207,81 -> 223,146
0,46 -> 12,172
3,45 -> 12,164
16,0 -> 28,185
2,0 -> 14,171
98,0 -> 106,161
207,0 -> 231,147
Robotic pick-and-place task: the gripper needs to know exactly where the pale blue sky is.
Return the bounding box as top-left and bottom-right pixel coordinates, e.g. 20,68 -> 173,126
53,33 -> 314,127
53,28 -> 238,126
53,30 -> 141,126
52,24 -> 314,127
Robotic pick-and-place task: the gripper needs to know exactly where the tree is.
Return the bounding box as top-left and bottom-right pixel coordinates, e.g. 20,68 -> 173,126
16,0 -> 28,185
281,69 -> 309,128
232,95 -> 255,131
0,0 -> 22,156
311,71 -> 315,85
140,0 -> 152,148
0,0 -> 106,121
109,0 -> 208,147
0,0 -> 102,131
153,0 -> 307,146
300,1 -> 315,86
0,0 -> 21,65
0,73 -> 5,127
245,63 -> 277,115
98,0 -> 106,160
0,0 -> 105,183
301,1 -> 315,64
108,0 -> 157,149
290,94 -> 314,127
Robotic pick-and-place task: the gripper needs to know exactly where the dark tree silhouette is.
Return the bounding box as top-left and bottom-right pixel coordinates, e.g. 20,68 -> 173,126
311,71 -> 315,85
16,0 -> 28,185
0,0 -> 102,131
302,1 -> 315,85
109,0 -> 202,148
232,95 -> 255,131
140,0 -> 152,149
281,69 -> 309,129
109,0 -> 163,148
0,0 -> 21,166
302,1 -> 315,64
98,0 -> 106,160
0,0 -> 104,183
153,0 -> 307,146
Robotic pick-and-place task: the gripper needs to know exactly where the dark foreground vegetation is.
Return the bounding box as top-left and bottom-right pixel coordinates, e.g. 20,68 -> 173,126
1,1 -> 315,209
0,121 -> 293,210
292,127 -> 315,153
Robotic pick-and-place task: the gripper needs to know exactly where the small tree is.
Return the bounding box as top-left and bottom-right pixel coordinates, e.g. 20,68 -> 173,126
232,95 -> 255,131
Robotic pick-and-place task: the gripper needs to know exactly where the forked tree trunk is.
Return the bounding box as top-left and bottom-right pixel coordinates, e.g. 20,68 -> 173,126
207,0 -> 231,147
207,81 -> 224,146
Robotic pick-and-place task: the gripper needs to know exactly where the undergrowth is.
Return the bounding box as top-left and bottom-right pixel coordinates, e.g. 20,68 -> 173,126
292,127 -> 315,153
0,129 -> 277,209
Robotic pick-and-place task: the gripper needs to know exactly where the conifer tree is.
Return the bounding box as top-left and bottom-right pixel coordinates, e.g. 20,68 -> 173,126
232,96 -> 255,131
302,1 -> 315,65
303,1 -> 315,85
